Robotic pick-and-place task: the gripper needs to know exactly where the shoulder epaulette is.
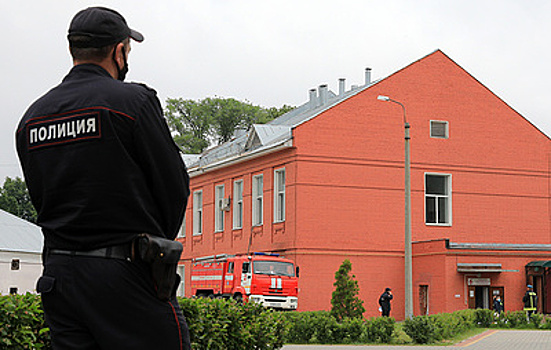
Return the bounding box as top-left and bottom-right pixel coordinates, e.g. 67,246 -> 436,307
130,82 -> 158,95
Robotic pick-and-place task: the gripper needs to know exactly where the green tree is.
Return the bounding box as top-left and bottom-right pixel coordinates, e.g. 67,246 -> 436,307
165,98 -> 212,154
165,97 -> 293,153
0,177 -> 37,223
331,259 -> 365,321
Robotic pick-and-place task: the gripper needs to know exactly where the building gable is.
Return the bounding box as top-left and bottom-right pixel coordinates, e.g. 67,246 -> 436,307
292,49 -> 550,171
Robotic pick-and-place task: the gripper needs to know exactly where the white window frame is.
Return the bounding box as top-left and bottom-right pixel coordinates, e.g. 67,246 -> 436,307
424,173 -> 452,226
430,120 -> 449,139
274,168 -> 286,223
215,184 -> 225,232
193,190 -> 203,235
252,174 -> 264,226
233,180 -> 244,229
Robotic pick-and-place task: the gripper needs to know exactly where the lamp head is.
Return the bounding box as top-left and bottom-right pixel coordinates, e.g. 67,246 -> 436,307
377,95 -> 390,102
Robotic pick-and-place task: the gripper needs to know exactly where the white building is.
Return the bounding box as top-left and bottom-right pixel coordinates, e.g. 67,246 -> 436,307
0,209 -> 43,295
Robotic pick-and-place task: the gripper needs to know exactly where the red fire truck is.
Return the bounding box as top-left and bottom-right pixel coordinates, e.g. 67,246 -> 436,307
190,253 -> 299,310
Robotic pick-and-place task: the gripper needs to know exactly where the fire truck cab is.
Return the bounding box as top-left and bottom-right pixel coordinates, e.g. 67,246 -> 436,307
191,253 -> 299,310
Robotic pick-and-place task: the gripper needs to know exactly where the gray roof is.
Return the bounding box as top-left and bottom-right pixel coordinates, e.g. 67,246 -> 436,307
0,210 -> 43,254
181,153 -> 201,168
187,75 -> 378,171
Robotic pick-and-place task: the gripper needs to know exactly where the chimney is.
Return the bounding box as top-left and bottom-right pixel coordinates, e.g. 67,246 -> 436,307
308,89 -> 318,109
365,67 -> 372,85
318,84 -> 328,105
339,78 -> 346,96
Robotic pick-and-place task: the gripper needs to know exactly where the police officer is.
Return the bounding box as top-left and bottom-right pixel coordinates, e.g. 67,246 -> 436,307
16,7 -> 191,350
379,287 -> 393,317
523,284 -> 538,320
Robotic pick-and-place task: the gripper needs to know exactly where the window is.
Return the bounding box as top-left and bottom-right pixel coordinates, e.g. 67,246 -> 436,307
425,174 -> 451,225
252,174 -> 264,226
177,216 -> 186,238
193,190 -> 203,235
233,180 -> 243,229
215,185 -> 225,232
274,168 -> 286,222
227,262 -> 234,274
177,265 -> 185,297
430,120 -> 449,138
253,260 -> 295,277
11,259 -> 20,271
419,285 -> 429,315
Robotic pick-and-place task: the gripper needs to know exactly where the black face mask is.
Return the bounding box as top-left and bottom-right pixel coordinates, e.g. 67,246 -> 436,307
113,44 -> 129,81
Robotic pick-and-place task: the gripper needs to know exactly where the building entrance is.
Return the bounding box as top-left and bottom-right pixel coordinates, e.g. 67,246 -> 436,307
474,286 -> 489,309
468,285 -> 504,310
526,261 -> 551,314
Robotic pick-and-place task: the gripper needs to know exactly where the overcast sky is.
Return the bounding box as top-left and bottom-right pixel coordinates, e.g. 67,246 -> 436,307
1,0 -> 550,181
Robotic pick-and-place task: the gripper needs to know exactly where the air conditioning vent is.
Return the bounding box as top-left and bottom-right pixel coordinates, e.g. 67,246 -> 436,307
430,120 -> 448,138
221,197 -> 231,211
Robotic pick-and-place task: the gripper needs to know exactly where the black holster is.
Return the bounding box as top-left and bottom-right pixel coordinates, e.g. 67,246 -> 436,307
135,233 -> 183,301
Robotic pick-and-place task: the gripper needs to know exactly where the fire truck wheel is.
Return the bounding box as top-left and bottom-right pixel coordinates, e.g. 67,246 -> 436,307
233,294 -> 243,304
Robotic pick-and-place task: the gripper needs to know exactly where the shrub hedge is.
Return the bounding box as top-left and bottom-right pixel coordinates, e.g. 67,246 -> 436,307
280,311 -> 394,344
403,314 -> 437,343
2,293 -> 551,349
0,294 -> 286,350
402,309 -> 479,344
403,309 -> 551,344
178,297 -> 287,350
365,316 -> 395,343
0,293 -> 50,349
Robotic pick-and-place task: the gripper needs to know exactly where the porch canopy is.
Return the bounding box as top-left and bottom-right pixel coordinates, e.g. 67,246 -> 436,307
457,263 -> 504,273
526,261 -> 551,268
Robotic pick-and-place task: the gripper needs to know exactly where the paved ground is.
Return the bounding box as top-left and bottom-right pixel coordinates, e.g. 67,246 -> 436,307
281,330 -> 551,349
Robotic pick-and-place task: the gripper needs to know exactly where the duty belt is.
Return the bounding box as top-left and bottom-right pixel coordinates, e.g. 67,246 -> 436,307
48,243 -> 133,261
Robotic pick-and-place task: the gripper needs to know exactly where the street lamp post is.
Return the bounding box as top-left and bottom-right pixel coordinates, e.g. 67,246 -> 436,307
377,95 -> 413,320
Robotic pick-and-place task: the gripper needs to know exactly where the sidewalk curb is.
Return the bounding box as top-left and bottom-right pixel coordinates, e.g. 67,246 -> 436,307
454,329 -> 498,347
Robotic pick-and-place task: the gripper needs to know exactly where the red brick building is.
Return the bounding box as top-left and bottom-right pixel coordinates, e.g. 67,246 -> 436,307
178,50 -> 551,319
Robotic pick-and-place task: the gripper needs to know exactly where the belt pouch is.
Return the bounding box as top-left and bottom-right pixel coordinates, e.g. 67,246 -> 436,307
136,233 -> 183,301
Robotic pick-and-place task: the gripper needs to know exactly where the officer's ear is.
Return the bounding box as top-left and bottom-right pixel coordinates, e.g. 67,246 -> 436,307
114,42 -> 126,67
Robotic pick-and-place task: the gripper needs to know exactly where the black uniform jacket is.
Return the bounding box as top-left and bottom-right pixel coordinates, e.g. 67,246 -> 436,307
379,292 -> 393,310
16,64 -> 189,251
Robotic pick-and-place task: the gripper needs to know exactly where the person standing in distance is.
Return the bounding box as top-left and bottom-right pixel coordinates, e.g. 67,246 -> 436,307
379,287 -> 393,317
493,295 -> 504,315
16,7 -> 191,350
523,284 -> 538,321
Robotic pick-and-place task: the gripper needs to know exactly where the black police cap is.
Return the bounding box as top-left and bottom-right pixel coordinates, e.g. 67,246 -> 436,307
68,7 -> 144,48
